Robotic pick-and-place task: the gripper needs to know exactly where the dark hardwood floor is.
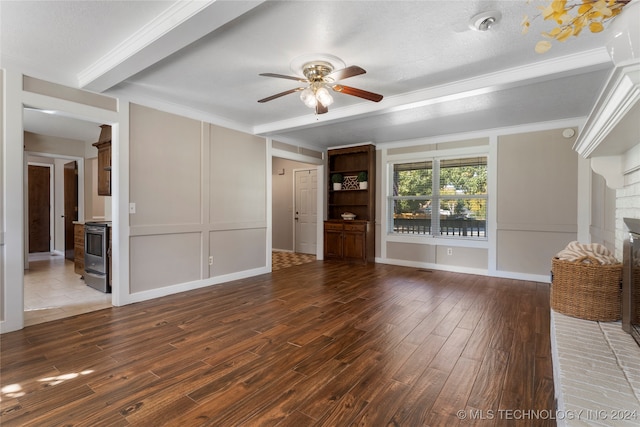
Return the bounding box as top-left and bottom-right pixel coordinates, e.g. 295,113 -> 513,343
1,262 -> 555,426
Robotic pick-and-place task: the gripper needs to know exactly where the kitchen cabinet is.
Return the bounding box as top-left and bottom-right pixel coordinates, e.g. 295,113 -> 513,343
93,124 -> 111,196
324,144 -> 375,263
74,223 -> 84,275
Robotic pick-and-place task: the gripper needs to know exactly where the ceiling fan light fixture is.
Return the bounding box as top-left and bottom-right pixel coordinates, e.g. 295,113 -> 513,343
300,87 -> 317,108
316,86 -> 333,107
259,54 -> 383,115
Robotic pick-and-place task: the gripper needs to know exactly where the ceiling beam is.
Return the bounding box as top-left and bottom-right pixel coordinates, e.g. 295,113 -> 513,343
254,48 -> 613,136
78,0 -> 265,92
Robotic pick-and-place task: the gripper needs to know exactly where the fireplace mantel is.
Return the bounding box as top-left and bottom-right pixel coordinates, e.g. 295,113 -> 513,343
573,63 -> 640,188
574,1 -> 640,189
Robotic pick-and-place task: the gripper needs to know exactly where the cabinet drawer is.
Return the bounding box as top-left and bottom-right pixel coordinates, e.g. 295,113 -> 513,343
344,222 -> 366,232
324,222 -> 344,231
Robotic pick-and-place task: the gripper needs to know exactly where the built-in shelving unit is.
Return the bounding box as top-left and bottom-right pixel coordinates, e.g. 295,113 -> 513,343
324,144 -> 375,263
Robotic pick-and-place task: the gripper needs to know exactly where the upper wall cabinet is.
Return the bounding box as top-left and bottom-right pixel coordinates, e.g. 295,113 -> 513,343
93,124 -> 111,196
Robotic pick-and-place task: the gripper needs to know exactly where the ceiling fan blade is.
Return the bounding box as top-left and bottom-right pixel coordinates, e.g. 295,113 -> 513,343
258,87 -> 304,103
259,73 -> 307,82
332,85 -> 383,102
325,65 -> 366,82
316,103 -> 328,115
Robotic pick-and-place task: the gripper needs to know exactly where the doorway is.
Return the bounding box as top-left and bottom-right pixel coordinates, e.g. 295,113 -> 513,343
22,110 -> 113,326
294,169 -> 317,254
63,161 -> 78,260
24,153 -> 110,326
27,164 -> 52,253
272,157 -> 319,255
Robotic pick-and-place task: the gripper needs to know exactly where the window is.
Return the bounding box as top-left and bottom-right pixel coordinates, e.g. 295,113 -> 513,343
389,156 -> 487,238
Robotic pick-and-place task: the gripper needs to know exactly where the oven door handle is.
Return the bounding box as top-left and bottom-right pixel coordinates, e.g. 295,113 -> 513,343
85,226 -> 106,233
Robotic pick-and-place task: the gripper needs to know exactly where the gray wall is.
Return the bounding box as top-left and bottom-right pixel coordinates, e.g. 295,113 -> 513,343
380,129 -> 581,278
496,128 -> 578,275
128,104 -> 267,294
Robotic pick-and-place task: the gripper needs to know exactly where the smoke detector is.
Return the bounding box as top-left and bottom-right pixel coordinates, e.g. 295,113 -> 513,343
469,11 -> 501,31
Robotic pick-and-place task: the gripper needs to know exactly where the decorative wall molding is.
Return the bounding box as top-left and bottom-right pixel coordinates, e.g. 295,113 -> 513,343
574,63 -> 640,159
591,155 -> 624,189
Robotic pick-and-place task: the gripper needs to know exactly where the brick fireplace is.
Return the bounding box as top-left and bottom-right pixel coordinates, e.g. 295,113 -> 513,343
551,312 -> 640,426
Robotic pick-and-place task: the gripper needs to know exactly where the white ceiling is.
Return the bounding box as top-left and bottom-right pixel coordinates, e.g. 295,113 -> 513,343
1,0 -> 621,149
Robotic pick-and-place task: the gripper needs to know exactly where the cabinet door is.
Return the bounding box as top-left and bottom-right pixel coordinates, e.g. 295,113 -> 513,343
324,228 -> 343,259
74,224 -> 85,275
96,144 -> 111,196
343,230 -> 365,262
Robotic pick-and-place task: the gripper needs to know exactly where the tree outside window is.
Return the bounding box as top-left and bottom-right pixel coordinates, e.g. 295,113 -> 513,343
390,157 -> 487,237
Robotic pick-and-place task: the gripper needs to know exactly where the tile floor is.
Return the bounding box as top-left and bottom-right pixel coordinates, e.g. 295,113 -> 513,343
23,253 -> 112,327
271,251 -> 316,271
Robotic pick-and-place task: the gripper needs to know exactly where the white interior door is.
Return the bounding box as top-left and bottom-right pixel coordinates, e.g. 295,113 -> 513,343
295,169 -> 317,254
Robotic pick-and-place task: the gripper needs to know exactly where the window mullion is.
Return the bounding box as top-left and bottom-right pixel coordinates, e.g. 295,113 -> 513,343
433,159 -> 440,236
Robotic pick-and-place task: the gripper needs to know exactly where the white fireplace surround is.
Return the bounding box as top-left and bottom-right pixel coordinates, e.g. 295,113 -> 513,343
551,312 -> 640,427
555,3 -> 640,425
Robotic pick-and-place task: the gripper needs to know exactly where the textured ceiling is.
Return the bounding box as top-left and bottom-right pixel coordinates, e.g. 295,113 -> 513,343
1,0 -> 620,149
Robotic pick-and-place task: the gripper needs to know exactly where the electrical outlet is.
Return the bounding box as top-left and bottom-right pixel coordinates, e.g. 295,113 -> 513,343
447,248 -> 453,256
208,256 -> 213,266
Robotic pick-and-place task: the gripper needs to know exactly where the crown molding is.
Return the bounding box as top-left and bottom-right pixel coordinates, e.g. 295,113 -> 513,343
574,62 -> 640,158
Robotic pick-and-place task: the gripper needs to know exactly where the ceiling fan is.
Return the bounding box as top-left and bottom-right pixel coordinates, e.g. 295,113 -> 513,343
258,59 -> 383,115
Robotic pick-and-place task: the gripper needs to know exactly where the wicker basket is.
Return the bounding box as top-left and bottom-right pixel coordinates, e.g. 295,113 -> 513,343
551,256 -> 622,321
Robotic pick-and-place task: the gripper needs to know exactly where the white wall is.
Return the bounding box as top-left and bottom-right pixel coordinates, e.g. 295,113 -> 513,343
591,171 -> 617,253
0,69 -> 5,323
616,145 -> 640,260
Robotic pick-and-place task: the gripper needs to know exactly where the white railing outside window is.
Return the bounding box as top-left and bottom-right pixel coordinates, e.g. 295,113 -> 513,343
388,156 -> 488,239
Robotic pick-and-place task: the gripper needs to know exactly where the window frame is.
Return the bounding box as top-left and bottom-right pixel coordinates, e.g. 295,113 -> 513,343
387,151 -> 489,241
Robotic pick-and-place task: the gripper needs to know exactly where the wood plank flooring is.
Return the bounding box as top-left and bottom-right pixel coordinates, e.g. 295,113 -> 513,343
0,262 -> 555,426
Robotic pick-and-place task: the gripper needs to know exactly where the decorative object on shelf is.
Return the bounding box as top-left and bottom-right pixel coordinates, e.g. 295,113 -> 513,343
521,0 -> 631,54
332,173 -> 343,190
341,212 -> 356,220
357,171 -> 368,190
343,175 -> 359,190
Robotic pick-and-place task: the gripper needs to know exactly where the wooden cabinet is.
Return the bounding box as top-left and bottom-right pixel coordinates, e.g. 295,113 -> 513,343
93,124 -> 111,196
74,223 -> 85,275
324,220 -> 370,263
109,226 -> 112,287
324,144 -> 375,263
